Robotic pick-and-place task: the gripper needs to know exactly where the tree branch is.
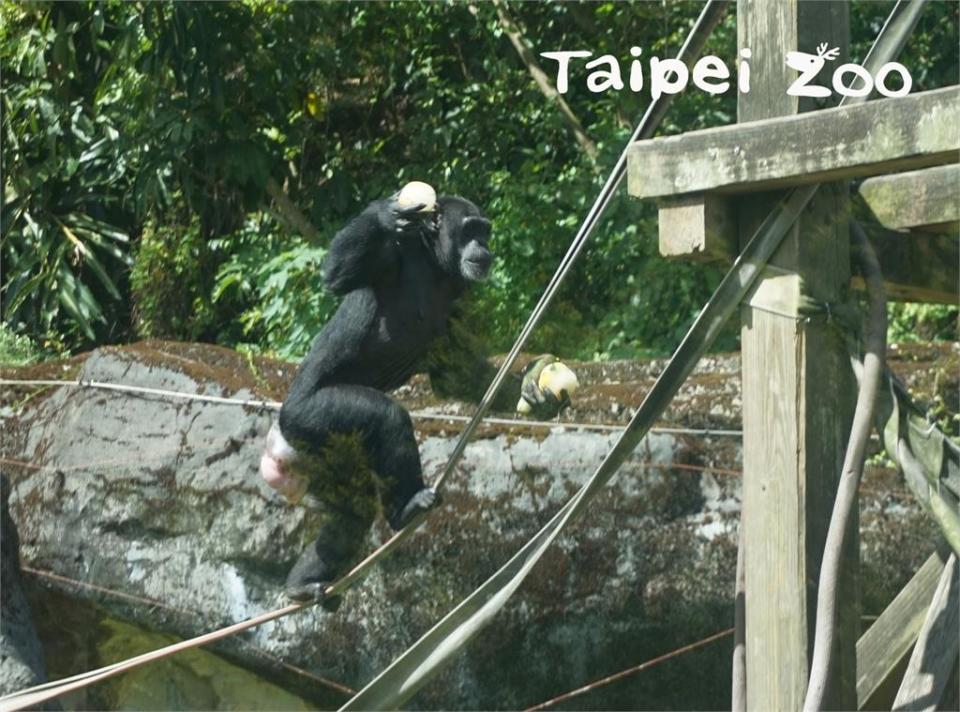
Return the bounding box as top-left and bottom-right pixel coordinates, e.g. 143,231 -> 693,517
265,177 -> 322,243
490,0 -> 598,162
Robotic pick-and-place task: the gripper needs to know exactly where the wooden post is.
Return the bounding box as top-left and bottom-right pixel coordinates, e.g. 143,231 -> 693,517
657,194 -> 737,262
738,2 -> 858,709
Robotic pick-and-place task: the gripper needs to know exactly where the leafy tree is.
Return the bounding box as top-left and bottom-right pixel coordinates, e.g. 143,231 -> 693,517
2,2 -> 134,344
3,1 -> 956,357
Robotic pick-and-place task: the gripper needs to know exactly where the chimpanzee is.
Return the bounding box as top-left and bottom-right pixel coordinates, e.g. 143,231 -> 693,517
260,186 -> 570,606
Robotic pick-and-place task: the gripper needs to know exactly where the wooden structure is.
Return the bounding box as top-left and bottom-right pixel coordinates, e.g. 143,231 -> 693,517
626,2 -> 959,709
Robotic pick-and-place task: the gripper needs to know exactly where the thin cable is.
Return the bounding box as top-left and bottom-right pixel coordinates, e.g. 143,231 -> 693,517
0,453 -> 741,479
0,378 -> 282,409
23,565 -> 203,618
411,412 -> 741,437
523,628 -> 734,711
0,377 -> 742,437
433,0 -> 730,490
7,451 -> 905,501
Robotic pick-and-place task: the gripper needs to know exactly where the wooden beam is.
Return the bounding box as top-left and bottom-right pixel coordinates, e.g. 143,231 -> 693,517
657,215 -> 958,304
657,194 -> 736,262
892,553 -> 959,711
628,86 -> 959,199
858,164 -> 960,234
856,551 -> 947,709
853,226 -> 959,305
737,2 -> 858,710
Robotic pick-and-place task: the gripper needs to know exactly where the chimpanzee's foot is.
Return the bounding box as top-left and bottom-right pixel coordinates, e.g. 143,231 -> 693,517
285,540 -> 346,612
392,486 -> 440,530
284,581 -> 342,612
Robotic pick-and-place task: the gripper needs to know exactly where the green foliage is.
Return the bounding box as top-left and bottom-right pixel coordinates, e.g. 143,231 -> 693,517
130,214 -> 218,341
0,323 -> 43,366
888,303 -> 958,344
212,215 -> 336,359
1,2 -> 133,343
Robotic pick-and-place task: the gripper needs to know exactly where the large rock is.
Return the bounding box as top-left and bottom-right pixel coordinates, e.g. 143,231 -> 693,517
0,340 -> 949,710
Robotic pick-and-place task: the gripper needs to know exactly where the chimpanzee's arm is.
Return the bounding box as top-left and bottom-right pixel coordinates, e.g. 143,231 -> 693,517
423,309 -> 523,412
323,198 -> 430,295
322,200 -> 398,295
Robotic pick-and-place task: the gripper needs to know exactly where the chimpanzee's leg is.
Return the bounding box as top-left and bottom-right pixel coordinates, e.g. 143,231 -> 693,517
284,510 -> 373,606
363,395 -> 436,531
273,384 -> 430,603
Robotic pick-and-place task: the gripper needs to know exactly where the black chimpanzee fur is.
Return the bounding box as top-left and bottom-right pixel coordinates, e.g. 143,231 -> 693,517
272,193 -> 517,604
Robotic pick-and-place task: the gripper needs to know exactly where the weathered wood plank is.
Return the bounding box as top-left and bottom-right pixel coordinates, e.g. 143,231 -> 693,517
856,551 -> 947,709
738,2 -> 858,711
853,226 -> 959,305
858,164 -> 960,234
657,210 -> 958,303
657,194 -> 736,261
892,553 -> 959,711
628,86 -> 959,199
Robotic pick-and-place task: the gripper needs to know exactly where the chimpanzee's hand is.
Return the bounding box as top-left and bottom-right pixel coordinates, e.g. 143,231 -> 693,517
379,195 -> 431,235
517,354 -> 575,419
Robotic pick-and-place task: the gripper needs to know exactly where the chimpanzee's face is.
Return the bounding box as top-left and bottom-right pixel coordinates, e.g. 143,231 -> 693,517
432,196 -> 493,283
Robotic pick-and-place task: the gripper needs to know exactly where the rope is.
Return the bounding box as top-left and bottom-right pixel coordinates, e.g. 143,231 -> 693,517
0,377 -> 742,438
0,603 -> 306,711
21,566 -> 355,697
523,628 -> 734,711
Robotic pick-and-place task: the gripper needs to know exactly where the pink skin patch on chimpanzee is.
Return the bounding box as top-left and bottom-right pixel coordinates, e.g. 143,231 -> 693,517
260,453 -> 308,502
260,424 -> 308,503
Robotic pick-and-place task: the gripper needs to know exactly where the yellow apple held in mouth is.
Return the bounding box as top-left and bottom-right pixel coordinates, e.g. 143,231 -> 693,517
397,181 -> 437,213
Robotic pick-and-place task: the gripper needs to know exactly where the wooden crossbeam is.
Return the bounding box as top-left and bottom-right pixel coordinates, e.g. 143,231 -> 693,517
858,164 -> 960,234
892,554 -> 959,711
628,86 -> 959,199
657,201 -> 958,305
856,551 -> 947,709
854,226 -> 959,305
